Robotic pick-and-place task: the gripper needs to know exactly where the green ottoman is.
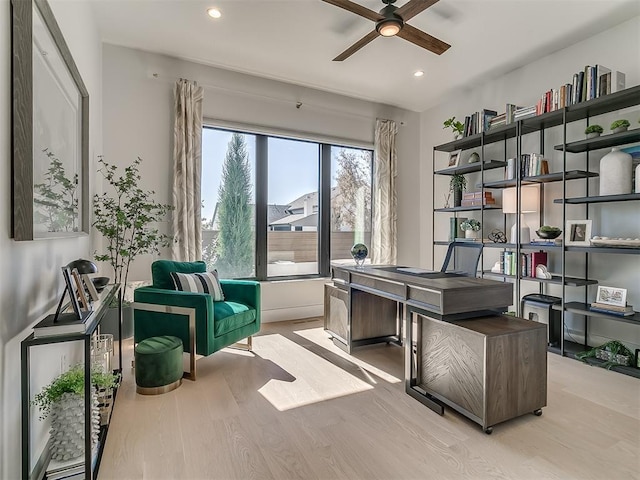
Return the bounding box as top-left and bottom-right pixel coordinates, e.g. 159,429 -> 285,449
135,336 -> 183,395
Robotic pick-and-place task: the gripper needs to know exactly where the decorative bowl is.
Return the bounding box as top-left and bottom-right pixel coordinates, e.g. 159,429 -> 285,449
92,276 -> 110,292
536,229 -> 562,239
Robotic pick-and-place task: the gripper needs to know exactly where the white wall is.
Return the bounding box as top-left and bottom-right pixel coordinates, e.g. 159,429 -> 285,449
0,1 -> 103,478
420,17 -> 640,349
102,44 -> 420,322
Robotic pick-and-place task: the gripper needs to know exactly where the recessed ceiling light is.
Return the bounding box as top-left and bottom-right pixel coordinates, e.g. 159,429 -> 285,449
414,70 -> 424,77
207,7 -> 222,19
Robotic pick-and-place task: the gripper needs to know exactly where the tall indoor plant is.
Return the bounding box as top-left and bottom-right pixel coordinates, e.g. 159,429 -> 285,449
93,157 -> 173,336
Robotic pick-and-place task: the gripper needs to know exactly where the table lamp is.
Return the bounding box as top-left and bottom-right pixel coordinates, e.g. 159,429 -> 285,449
67,258 -> 100,301
502,185 -> 539,244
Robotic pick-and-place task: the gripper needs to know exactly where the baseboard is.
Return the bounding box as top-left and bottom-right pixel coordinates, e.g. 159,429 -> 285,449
261,304 -> 323,323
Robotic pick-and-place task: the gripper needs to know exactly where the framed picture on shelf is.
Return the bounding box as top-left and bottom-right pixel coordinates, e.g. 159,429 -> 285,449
565,219 -> 592,246
596,286 -> 627,307
447,149 -> 462,168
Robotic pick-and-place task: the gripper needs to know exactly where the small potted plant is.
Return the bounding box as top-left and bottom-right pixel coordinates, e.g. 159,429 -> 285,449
460,219 -> 481,239
449,173 -> 467,207
610,119 -> 630,134
32,365 -> 118,461
584,124 -> 603,139
443,117 -> 464,140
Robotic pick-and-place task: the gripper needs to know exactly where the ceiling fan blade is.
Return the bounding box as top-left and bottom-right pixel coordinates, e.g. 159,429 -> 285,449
397,24 -> 450,55
396,0 -> 440,21
321,0 -> 383,22
333,31 -> 380,61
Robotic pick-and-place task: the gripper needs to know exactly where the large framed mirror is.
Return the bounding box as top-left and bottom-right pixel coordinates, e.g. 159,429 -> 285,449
12,0 -> 89,241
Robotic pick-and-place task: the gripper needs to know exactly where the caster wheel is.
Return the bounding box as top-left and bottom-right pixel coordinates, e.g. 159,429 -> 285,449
484,427 -> 493,435
534,409 -> 542,416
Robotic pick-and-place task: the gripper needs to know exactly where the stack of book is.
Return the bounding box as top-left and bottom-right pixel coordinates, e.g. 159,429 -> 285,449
462,109 -> 498,137
46,458 -> 85,480
589,302 -> 635,317
514,105 -> 537,121
505,154 -> 549,180
461,191 -> 495,207
499,251 -> 547,277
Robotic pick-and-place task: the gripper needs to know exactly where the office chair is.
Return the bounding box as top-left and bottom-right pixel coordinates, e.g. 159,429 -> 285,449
440,241 -> 483,277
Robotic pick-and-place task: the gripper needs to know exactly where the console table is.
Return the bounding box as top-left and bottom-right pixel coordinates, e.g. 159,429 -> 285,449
21,284 -> 122,480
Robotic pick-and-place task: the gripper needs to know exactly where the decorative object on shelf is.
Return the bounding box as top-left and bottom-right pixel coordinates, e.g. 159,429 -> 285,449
536,226 -> 562,240
460,219 -> 481,239
443,117 -> 464,140
350,243 -> 368,268
575,340 -> 635,369
92,276 -> 110,292
449,173 -> 467,207
535,265 -> 552,279
584,124 -> 603,139
636,163 -> 640,193
67,259 -> 99,302
599,147 -> 633,195
467,152 -> 480,164
93,157 -> 174,338
31,365 -> 118,461
449,217 -> 467,242
565,219 -> 592,246
447,149 -> 462,168
610,119 -> 630,133
595,285 -> 627,308
488,229 -> 507,243
590,236 -> 640,248
503,185 -> 539,243
491,261 -> 502,273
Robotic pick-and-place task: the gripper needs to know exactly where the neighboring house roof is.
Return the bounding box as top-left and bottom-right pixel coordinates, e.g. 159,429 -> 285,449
270,212 -> 317,227
208,203 -> 289,230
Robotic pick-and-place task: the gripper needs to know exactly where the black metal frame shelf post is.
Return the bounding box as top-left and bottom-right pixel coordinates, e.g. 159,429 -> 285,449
21,284 -> 122,480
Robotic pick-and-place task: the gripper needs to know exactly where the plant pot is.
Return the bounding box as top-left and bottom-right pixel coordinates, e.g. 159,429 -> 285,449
100,304 -> 134,339
465,229 -> 479,240
586,132 -> 600,139
49,391 -> 100,461
613,126 -> 628,134
453,188 -> 462,208
454,132 -> 462,141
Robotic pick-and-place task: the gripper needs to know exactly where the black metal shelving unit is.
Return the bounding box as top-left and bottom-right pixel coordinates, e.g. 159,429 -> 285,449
432,85 -> 640,379
21,284 -> 123,480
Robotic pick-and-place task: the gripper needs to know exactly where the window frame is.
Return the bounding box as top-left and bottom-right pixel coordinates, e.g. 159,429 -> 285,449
202,124 -> 373,281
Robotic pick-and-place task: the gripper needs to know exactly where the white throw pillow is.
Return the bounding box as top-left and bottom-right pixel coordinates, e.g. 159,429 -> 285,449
170,270 -> 225,301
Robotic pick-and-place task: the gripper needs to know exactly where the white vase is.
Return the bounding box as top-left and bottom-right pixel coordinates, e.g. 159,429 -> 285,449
599,147 -> 632,196
636,163 -> 640,193
465,229 -> 479,239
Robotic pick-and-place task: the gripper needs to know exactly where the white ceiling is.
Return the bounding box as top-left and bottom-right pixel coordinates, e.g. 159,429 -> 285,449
91,0 -> 640,112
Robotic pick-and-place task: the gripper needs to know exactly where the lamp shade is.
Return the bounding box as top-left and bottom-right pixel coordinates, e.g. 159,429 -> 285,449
67,258 -> 98,274
502,185 -> 539,214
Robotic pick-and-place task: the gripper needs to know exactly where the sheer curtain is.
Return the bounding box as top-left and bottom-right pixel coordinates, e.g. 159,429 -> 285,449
371,119 -> 398,265
172,79 -> 204,261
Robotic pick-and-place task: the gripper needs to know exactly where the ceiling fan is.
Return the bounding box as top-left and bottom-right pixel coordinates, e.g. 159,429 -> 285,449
322,0 -> 451,61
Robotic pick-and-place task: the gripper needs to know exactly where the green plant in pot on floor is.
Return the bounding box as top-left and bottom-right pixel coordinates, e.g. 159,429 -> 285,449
32,365 -> 118,461
450,173 -> 467,208
93,157 -> 173,338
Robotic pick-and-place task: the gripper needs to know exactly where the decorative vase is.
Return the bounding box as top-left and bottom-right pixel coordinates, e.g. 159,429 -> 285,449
599,147 -> 632,195
453,188 -> 462,207
636,163 -> 640,193
49,391 -> 100,461
468,152 -> 480,164
613,126 -> 628,134
465,229 -> 479,240
586,132 -> 600,139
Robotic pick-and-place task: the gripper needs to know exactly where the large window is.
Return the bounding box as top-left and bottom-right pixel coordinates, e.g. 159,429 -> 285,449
202,126 -> 373,280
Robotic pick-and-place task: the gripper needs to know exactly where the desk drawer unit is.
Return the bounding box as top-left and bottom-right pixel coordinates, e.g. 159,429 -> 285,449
350,273 -> 405,299
324,283 -> 348,344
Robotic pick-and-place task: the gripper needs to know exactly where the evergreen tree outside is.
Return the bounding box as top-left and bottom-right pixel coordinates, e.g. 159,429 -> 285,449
214,133 -> 254,277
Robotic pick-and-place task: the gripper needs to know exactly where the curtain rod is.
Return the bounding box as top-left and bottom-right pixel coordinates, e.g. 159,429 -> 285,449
150,72 -> 406,126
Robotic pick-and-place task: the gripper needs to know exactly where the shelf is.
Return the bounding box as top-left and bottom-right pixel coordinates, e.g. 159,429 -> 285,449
554,193 -> 640,204
555,128 -> 640,153
555,301 -> 640,325
482,270 -> 597,286
521,243 -> 563,251
482,170 -> 598,189
434,205 -> 502,213
434,124 -> 518,152
566,245 -> 640,255
434,160 -> 507,176
483,242 -> 517,249
550,340 -> 640,379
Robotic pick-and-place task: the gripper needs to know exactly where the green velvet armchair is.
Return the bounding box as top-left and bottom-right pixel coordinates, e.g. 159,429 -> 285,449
133,260 -> 261,380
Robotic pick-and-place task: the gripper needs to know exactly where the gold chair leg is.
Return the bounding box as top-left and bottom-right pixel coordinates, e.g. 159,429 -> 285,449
231,336 -> 252,351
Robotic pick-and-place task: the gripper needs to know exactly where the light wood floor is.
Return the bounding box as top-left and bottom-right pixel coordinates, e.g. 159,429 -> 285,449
99,318 -> 640,480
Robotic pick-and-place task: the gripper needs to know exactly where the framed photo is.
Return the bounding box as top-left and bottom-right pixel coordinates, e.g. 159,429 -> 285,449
596,286 -> 627,307
57,266 -> 83,320
565,220 -> 592,246
72,269 -> 90,311
447,150 -> 462,168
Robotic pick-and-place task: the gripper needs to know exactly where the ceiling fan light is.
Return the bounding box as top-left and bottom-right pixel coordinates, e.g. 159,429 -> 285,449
376,18 -> 402,37
207,7 -> 221,19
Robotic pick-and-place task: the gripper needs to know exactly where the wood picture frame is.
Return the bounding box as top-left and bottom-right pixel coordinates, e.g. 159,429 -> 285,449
447,149 -> 462,168
11,0 -> 89,241
565,220 -> 592,246
596,286 -> 627,307
72,269 -> 90,312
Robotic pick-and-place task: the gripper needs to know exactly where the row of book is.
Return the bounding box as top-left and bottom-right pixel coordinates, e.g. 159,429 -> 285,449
589,302 -> 635,317
462,109 -> 498,137
499,251 -> 548,277
505,154 -> 549,180
535,65 -> 625,115
461,191 -> 496,207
